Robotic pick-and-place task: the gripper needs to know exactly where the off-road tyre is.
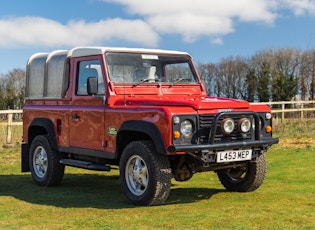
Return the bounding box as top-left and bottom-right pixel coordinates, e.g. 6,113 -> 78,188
217,153 -> 266,192
29,135 -> 65,186
119,140 -> 172,206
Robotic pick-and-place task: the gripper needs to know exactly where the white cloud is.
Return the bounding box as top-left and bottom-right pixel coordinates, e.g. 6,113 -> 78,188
1,0 -> 315,48
104,0 -> 277,22
103,0 -> 315,43
211,38 -> 224,45
0,16 -> 159,48
280,0 -> 315,15
103,0 -> 279,43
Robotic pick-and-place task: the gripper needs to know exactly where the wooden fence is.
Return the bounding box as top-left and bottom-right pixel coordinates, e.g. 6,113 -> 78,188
0,109 -> 22,146
251,100 -> 315,121
1,101 -> 315,145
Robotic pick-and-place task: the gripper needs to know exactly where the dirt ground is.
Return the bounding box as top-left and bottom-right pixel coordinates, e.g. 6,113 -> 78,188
277,137 -> 315,148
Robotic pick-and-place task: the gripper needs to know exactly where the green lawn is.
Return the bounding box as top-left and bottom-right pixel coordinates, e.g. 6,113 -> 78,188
0,122 -> 314,229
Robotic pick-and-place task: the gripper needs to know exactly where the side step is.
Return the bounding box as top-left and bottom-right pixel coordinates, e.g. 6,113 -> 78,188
60,159 -> 111,171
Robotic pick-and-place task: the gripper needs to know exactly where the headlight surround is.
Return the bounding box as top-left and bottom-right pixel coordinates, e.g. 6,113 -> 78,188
180,120 -> 193,137
222,118 -> 235,134
239,118 -> 251,133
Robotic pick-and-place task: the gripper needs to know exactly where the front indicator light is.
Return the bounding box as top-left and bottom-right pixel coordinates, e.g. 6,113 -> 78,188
266,125 -> 272,133
174,131 -> 180,139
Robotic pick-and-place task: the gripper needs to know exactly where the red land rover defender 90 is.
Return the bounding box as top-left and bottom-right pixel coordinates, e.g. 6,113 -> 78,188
21,47 -> 279,205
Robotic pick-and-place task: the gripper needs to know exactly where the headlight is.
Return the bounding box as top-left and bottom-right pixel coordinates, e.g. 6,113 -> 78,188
239,118 -> 251,133
180,120 -> 193,137
222,118 -> 235,134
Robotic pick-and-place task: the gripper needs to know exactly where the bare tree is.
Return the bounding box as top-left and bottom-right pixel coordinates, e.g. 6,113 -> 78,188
197,62 -> 216,95
297,50 -> 313,100
0,68 -> 26,109
213,57 -> 248,99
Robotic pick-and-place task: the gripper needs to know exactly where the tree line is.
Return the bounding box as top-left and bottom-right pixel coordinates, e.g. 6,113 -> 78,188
1,48 -> 315,110
198,48 -> 315,103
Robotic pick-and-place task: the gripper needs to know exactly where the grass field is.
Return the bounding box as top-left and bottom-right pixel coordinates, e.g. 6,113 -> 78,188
0,121 -> 314,229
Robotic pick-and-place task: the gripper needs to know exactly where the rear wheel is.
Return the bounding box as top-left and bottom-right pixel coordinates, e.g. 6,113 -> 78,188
217,153 -> 266,192
120,140 -> 172,206
29,135 -> 65,186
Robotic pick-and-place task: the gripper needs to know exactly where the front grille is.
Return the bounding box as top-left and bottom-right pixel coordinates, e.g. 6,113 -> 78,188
198,114 -> 253,144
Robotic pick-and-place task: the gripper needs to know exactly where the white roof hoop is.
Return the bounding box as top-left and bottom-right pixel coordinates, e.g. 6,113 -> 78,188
68,46 -> 189,58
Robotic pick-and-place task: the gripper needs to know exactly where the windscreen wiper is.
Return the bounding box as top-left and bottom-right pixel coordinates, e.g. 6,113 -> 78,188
171,78 -> 189,86
133,78 -> 159,86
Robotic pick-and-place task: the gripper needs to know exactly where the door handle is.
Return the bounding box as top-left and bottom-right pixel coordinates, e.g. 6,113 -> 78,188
70,115 -> 80,120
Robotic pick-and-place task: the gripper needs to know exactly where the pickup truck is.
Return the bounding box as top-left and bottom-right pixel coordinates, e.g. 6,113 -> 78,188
21,47 -> 279,205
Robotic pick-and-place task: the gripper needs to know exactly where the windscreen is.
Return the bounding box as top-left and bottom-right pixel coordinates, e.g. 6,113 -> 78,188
105,52 -> 198,84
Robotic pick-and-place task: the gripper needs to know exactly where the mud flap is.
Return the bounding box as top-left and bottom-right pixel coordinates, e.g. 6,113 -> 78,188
21,143 -> 30,172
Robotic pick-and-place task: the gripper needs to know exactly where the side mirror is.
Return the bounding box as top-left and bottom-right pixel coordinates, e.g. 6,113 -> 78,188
87,77 -> 98,95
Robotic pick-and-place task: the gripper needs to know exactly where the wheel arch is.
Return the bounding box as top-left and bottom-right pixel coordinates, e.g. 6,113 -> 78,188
28,118 -> 58,150
22,118 -> 58,173
116,120 -> 166,157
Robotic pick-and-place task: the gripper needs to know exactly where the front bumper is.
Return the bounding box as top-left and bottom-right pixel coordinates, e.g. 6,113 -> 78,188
168,138 -> 279,153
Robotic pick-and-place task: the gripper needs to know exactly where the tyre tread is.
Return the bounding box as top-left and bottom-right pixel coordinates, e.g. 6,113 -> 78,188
120,140 -> 171,206
29,135 -> 65,187
217,153 -> 266,192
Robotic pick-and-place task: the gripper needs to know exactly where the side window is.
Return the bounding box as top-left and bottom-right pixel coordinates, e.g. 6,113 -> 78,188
76,60 -> 105,95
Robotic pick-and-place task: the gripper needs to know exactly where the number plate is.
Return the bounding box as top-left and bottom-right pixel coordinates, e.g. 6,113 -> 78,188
217,149 -> 252,163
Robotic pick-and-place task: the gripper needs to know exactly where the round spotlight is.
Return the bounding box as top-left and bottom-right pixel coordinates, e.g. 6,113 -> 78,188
222,118 -> 235,134
239,118 -> 251,133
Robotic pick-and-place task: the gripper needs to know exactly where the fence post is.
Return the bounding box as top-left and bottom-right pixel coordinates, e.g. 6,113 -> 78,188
5,111 -> 14,147
282,102 -> 285,121
7,112 -> 13,143
301,103 -> 304,120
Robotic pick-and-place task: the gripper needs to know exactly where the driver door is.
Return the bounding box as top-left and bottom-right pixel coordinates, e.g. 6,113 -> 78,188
69,57 -> 106,151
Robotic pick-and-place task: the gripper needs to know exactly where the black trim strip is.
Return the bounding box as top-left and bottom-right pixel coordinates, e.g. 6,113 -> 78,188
58,146 -> 116,159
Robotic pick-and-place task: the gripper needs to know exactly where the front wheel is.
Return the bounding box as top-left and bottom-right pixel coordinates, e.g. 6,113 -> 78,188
119,141 -> 172,206
217,153 -> 266,192
29,135 -> 65,186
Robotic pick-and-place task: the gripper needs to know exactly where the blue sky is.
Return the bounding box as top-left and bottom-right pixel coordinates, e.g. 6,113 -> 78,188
1,0 -> 315,74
